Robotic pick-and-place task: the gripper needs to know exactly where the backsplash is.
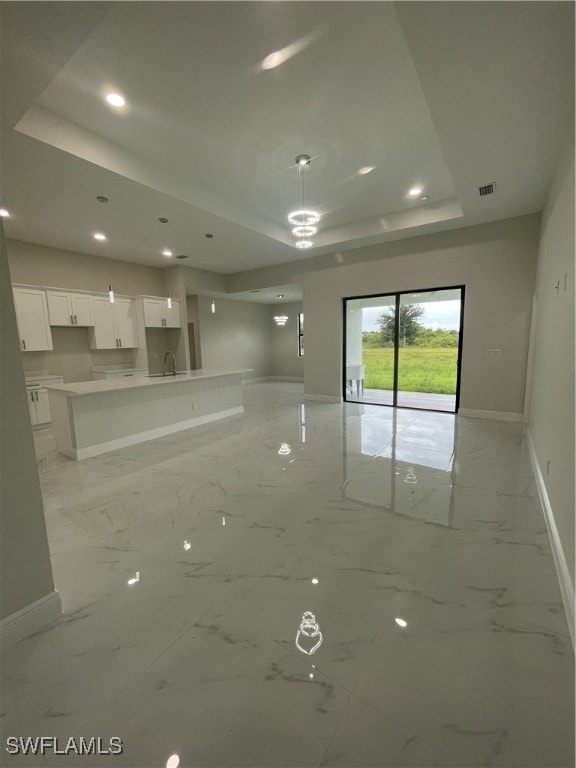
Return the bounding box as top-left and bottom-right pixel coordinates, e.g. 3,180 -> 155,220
22,327 -> 135,383
145,327 -> 180,375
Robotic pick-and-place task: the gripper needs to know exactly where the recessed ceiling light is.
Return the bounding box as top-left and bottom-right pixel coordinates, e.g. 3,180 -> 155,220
105,92 -> 125,108
162,249 -> 173,257
159,217 -> 168,224
358,166 -> 374,175
0,208 -> 10,217
93,232 -> 107,241
420,195 -> 429,201
408,187 -> 422,197
205,233 -> 214,239
395,617 -> 408,628
277,294 -> 285,298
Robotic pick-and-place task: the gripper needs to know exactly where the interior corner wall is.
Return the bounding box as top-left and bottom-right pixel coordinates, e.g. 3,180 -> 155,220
301,214 -> 540,412
269,302 -> 304,379
528,120 -> 575,587
0,227 -> 57,621
197,296 -> 272,379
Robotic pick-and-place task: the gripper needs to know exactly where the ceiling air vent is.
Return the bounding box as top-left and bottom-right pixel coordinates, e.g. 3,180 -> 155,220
176,254 -> 189,260
479,182 -> 496,197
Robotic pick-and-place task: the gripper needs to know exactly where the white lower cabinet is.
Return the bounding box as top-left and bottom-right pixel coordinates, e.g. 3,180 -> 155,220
26,377 -> 63,426
89,297 -> 138,349
13,287 -> 53,351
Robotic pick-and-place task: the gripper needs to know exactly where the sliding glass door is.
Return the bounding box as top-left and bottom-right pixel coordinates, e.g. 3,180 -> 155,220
344,286 -> 464,413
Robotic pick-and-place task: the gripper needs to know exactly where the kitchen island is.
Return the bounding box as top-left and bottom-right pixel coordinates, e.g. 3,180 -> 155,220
45,369 -> 248,460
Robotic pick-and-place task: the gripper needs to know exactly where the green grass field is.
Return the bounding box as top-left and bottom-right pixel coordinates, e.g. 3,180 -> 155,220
362,346 -> 458,394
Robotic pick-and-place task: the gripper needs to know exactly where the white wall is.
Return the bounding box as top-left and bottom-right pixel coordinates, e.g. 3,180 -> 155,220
227,214 -> 540,413
0,228 -> 58,622
8,239 -> 167,295
269,302 -> 304,379
197,295 -> 272,380
528,122 -> 575,591
300,215 -> 539,411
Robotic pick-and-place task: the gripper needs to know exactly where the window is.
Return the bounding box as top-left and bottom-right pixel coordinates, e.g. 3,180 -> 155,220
298,313 -> 304,356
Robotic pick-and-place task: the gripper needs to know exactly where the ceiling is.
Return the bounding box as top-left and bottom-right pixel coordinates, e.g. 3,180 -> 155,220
1,2 -> 574,286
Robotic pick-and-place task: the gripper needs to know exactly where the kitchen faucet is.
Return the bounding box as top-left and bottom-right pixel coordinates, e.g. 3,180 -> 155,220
164,350 -> 176,375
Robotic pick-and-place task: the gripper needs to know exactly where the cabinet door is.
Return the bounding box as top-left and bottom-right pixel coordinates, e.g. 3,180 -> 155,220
114,298 -> 138,348
34,389 -> 52,425
47,291 -> 73,325
27,390 -> 38,425
90,297 -> 117,349
143,299 -> 163,327
13,288 -> 53,351
164,299 -> 181,328
71,293 -> 94,326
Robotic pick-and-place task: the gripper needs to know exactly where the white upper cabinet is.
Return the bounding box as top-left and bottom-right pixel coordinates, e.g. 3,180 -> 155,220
13,287 -> 53,351
143,297 -> 181,328
47,290 -> 94,326
164,299 -> 181,328
90,297 -> 116,348
114,298 -> 138,348
143,298 -> 163,327
89,296 -> 138,349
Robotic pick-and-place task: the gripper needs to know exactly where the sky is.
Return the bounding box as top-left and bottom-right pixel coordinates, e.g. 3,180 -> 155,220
362,300 -> 461,332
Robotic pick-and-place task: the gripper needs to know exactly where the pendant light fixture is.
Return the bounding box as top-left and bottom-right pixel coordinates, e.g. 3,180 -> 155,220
287,154 -> 320,249
109,284 -> 115,303
167,293 -> 172,309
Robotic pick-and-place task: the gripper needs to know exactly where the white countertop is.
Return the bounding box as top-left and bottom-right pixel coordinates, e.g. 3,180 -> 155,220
24,372 -> 63,384
45,369 -> 250,397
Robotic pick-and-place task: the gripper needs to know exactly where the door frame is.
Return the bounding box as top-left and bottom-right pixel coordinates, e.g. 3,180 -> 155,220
342,284 -> 466,413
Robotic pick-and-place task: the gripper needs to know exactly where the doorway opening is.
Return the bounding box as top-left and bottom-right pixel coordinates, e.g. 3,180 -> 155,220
343,286 -> 465,413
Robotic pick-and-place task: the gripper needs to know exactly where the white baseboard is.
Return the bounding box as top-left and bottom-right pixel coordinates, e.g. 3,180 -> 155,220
243,377 -> 304,384
526,430 -> 575,650
303,393 -> 343,403
73,406 -> 243,460
0,590 -> 62,650
458,408 -> 524,421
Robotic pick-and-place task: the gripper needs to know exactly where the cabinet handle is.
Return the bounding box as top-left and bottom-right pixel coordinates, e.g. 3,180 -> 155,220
74,314 -> 78,324
116,339 -> 119,347
119,339 -> 122,347
30,391 -> 34,403
70,314 -> 74,324
22,339 -> 26,350
35,390 -> 39,402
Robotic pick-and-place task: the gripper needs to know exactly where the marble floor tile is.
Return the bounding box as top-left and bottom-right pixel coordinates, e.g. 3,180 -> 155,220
1,383 -> 573,767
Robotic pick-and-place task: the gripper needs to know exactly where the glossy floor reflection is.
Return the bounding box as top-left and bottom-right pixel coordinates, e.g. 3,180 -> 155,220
1,383 -> 573,767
